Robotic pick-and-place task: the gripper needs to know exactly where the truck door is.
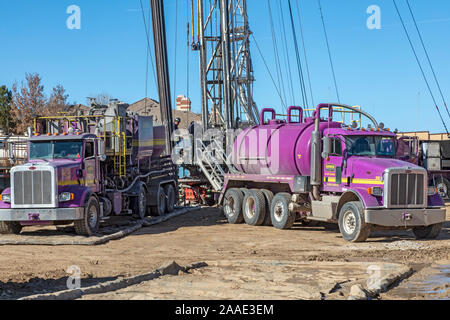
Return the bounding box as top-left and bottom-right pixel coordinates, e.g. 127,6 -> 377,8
323,137 -> 344,189
83,139 -> 100,192
396,136 -> 419,164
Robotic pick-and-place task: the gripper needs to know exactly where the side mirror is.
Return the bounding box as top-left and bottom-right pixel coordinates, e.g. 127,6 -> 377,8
322,136 -> 332,159
99,154 -> 107,162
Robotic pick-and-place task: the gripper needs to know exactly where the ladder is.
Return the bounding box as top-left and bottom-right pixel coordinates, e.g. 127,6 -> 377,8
195,138 -> 236,191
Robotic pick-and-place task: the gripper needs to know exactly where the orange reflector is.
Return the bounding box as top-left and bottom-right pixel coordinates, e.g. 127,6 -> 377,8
367,187 -> 373,195
54,132 -> 58,136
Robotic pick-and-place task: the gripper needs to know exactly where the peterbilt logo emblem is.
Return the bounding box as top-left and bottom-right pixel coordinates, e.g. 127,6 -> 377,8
29,166 -> 36,171
28,213 -> 40,221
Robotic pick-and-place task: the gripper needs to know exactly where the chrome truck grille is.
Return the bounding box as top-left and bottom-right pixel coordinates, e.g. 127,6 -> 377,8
11,165 -> 56,208
384,168 -> 427,208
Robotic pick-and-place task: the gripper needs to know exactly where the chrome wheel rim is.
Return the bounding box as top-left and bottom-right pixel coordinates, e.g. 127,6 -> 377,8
437,182 -> 448,199
88,205 -> 98,229
343,210 -> 356,234
159,192 -> 166,214
139,191 -> 146,216
245,197 -> 256,219
274,201 -> 284,222
225,198 -> 235,217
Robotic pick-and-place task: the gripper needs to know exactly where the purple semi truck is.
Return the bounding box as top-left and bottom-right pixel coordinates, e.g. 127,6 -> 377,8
220,103 -> 446,242
0,102 -> 177,236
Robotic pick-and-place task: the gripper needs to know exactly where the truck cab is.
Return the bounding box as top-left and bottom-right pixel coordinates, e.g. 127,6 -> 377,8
0,133 -> 104,235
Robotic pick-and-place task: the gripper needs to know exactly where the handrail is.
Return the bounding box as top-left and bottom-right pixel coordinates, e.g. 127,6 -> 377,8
314,103 -> 378,128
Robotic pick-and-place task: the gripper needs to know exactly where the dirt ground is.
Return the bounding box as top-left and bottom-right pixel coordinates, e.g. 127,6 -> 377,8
0,205 -> 448,300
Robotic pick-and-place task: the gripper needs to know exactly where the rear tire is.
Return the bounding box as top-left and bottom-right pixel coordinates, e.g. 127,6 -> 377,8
0,221 -> 22,234
164,184 -> 176,213
223,188 -> 244,224
243,190 -> 266,226
260,189 -> 274,226
75,196 -> 100,236
338,201 -> 371,242
413,223 -> 442,239
270,193 -> 295,230
132,184 -> 147,219
152,186 -> 167,216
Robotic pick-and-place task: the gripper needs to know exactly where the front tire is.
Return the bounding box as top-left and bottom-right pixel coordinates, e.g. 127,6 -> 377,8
338,201 -> 371,242
413,223 -> 442,239
270,193 -> 295,230
75,196 -> 100,236
0,221 -> 22,234
223,188 -> 244,224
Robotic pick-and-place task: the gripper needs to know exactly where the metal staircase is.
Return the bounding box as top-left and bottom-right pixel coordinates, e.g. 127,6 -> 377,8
195,138 -> 237,191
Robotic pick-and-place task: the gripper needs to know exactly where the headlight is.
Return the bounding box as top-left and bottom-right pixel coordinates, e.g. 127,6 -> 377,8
367,187 -> 383,197
427,186 -> 438,196
58,192 -> 74,202
1,194 -> 11,203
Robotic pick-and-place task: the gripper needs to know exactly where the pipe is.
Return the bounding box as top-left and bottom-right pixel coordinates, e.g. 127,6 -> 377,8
310,112 -> 321,200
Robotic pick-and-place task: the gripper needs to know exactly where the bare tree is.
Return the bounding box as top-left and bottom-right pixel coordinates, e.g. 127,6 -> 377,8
11,73 -> 46,134
45,84 -> 69,116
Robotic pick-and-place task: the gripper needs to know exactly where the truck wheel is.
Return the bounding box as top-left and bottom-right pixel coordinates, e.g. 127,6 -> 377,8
260,189 -> 274,226
243,190 -> 266,226
435,177 -> 450,200
164,184 -> 176,213
270,193 -> 295,230
338,201 -> 371,242
132,184 -> 147,219
223,188 -> 244,224
152,186 -> 167,216
75,197 -> 100,236
0,221 -> 22,234
412,223 -> 443,240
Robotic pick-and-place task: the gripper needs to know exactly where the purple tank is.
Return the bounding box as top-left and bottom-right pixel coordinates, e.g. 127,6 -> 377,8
233,107 -> 341,176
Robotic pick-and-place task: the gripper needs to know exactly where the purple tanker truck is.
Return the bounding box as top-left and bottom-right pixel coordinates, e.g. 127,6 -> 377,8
0,102 -> 177,236
220,103 -> 446,242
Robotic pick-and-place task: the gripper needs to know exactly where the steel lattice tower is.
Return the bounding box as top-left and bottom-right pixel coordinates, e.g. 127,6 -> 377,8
194,0 -> 259,130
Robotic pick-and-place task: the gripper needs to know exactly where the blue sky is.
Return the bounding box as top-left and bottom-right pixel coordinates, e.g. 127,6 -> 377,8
1,0 -> 449,133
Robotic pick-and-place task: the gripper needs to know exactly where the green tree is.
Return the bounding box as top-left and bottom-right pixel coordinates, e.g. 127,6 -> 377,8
0,85 -> 15,134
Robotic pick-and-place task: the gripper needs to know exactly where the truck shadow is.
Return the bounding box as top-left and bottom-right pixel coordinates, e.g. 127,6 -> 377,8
0,275 -> 119,300
132,208 -> 228,236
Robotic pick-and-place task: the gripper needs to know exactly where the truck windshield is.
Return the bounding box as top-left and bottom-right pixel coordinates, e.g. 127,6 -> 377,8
30,141 -> 83,160
345,136 -> 395,157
